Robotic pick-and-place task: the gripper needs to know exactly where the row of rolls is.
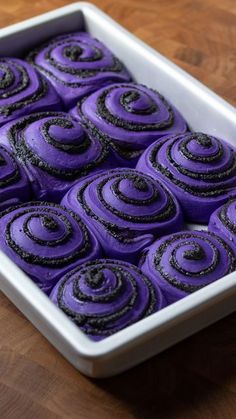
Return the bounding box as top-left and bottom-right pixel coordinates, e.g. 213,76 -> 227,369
1,109 -> 236,222
1,173 -> 236,340
0,31 -> 236,340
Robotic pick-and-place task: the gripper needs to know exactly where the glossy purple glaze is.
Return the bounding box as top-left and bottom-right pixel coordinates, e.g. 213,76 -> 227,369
61,168 -> 183,263
0,202 -> 102,294
71,83 -> 187,166
26,32 -> 131,108
0,112 -> 117,201
139,230 -> 236,304
137,132 -> 236,222
0,57 -> 61,126
50,259 -> 166,340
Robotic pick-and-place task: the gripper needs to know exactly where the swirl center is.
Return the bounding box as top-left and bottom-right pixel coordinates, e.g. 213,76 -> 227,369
63,45 -> 83,61
183,245 -> 206,260
196,133 -> 213,148
41,118 -> 89,153
25,214 -> 68,245
86,268 -> 105,289
120,90 -> 157,114
172,242 -> 211,275
42,216 -> 59,231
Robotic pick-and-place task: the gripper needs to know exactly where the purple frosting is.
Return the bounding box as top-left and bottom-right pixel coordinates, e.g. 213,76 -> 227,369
0,57 -> 61,126
208,198 -> 236,252
139,230 -> 236,304
0,144 -> 31,210
137,132 -> 236,223
26,32 -> 131,109
71,83 -> 187,166
61,168 -> 183,263
0,202 -> 101,294
0,111 -> 117,201
50,259 -> 166,341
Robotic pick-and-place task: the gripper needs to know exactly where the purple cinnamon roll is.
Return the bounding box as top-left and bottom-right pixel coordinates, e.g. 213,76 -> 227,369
137,132 -> 236,223
139,230 -> 236,304
71,83 -> 187,166
0,202 -> 101,294
61,168 -> 183,263
208,198 -> 236,252
0,112 -> 115,201
26,32 -> 131,108
0,145 -> 31,210
50,259 -> 166,341
0,58 -> 61,126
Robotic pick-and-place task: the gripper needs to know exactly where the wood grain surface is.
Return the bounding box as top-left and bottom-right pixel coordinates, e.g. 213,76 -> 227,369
0,1 -> 236,418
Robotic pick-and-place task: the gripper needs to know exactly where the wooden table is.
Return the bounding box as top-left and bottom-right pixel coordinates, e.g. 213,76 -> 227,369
0,1 -> 236,418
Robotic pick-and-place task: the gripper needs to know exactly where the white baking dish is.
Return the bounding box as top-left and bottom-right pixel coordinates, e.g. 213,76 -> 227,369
0,2 -> 235,378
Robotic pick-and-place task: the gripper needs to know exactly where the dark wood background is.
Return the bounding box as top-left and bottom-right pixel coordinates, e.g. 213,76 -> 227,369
0,1 -> 236,418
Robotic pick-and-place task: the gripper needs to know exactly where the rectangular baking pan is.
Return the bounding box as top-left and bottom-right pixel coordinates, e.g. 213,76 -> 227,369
0,2 -> 235,378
